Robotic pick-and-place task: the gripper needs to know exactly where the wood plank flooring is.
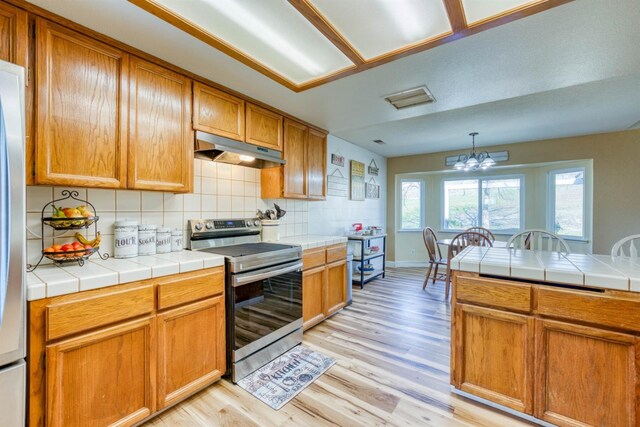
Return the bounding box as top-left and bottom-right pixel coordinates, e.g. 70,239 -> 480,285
144,268 -> 535,427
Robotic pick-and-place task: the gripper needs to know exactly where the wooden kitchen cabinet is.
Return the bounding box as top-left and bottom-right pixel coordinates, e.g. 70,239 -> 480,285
128,56 -> 192,192
29,267 -> 225,427
46,317 -> 154,427
534,319 -> 639,427
453,303 -> 534,414
325,259 -> 347,316
35,19 -> 129,188
302,244 -> 348,331
303,265 -> 326,330
157,295 -> 225,409
193,81 -> 245,141
0,1 -> 27,68
245,102 -> 283,151
261,119 -> 327,200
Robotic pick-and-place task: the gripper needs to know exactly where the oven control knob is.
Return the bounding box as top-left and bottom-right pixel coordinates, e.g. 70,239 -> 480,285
205,221 -> 213,230
245,220 -> 252,228
254,220 -> 260,226
194,223 -> 203,231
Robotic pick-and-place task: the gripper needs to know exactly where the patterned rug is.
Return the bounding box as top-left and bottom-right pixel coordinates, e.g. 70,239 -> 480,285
237,345 -> 336,410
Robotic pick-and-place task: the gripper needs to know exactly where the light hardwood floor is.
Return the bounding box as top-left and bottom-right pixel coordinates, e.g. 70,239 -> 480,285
144,268 -> 535,426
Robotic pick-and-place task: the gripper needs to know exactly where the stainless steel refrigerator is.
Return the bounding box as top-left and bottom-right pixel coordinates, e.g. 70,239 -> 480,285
0,59 -> 26,426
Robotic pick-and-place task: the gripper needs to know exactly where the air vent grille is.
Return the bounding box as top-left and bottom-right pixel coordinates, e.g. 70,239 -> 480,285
373,139 -> 385,144
384,85 -> 435,110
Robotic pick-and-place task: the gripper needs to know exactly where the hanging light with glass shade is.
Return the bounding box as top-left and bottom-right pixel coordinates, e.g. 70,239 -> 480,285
453,132 -> 495,171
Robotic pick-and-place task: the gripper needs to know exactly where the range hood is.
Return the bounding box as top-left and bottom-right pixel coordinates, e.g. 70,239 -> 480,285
194,131 -> 285,169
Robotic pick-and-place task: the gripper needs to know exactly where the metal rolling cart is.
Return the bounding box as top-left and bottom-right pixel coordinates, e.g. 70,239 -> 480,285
348,234 -> 386,288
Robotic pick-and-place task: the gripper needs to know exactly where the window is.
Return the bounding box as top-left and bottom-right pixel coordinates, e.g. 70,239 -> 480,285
400,179 -> 424,230
443,176 -> 523,232
549,168 -> 585,238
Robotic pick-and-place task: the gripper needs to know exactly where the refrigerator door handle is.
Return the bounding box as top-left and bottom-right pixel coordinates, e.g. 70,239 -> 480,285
0,99 -> 9,326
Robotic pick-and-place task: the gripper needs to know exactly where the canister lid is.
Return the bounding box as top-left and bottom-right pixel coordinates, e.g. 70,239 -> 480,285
138,224 -> 157,230
114,221 -> 139,227
171,228 -> 183,235
157,227 -> 171,233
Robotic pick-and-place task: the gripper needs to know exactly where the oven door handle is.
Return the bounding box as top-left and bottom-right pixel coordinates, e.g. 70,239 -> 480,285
232,261 -> 303,287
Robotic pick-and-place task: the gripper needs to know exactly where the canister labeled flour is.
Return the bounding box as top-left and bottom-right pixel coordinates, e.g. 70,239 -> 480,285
138,224 -> 157,256
156,227 -> 172,254
171,229 -> 183,252
113,221 -> 138,258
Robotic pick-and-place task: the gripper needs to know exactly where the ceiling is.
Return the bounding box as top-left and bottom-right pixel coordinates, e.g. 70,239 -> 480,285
128,0 -> 570,91
25,0 -> 640,159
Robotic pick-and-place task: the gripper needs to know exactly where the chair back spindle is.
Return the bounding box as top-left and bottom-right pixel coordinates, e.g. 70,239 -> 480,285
611,234 -> 640,258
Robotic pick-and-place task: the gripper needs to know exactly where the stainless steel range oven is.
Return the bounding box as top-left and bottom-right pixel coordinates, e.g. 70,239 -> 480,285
188,218 -> 302,382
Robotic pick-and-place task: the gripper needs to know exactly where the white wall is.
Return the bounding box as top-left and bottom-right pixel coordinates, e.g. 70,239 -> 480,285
308,135 -> 387,236
26,135 -> 386,266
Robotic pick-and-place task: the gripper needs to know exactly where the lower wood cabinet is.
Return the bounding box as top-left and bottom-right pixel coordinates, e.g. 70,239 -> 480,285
452,272 -> 640,427
157,296 -> 225,409
29,267 -> 225,427
46,318 -> 154,427
453,303 -> 533,414
534,319 -> 639,427
302,244 -> 347,330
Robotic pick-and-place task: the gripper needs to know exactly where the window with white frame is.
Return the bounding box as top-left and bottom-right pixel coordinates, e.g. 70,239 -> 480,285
400,179 -> 424,230
443,176 -> 523,232
548,168 -> 585,238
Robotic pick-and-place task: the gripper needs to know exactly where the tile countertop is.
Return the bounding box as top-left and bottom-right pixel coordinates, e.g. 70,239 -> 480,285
25,250 -> 225,301
451,246 -> 640,292
265,235 -> 348,250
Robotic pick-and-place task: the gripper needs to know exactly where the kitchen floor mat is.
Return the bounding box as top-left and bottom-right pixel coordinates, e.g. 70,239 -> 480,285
237,345 -> 336,410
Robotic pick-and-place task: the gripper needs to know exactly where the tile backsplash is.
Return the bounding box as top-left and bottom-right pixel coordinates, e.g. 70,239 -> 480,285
26,159 -> 309,266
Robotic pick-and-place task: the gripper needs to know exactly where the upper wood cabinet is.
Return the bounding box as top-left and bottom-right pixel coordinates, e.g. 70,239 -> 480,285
193,81 -> 244,141
35,19 -> 129,188
0,2 -> 27,68
246,102 -> 283,151
307,128 -> 327,200
261,119 -> 327,200
128,57 -> 192,192
46,317 -> 154,427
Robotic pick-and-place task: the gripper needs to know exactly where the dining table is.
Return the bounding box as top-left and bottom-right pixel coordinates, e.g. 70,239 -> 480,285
438,239 -> 508,248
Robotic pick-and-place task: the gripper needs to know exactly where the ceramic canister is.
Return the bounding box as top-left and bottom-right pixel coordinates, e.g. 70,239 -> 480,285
138,224 -> 157,256
156,227 -> 172,254
113,221 -> 138,258
171,229 -> 183,252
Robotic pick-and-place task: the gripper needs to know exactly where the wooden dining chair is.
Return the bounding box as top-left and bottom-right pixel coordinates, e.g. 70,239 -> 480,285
422,227 -> 447,290
611,234 -> 640,258
445,231 -> 493,299
507,229 -> 570,253
465,226 -> 495,242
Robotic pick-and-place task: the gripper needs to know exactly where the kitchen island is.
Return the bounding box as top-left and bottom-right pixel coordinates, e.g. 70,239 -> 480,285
450,247 -> 640,427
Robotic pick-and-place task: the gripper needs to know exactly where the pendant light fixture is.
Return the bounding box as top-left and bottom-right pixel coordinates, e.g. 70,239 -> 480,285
453,132 -> 496,171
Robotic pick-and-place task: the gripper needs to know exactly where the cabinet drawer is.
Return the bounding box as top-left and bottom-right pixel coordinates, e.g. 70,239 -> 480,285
456,275 -> 532,313
537,287 -> 640,332
303,248 -> 326,270
157,268 -> 224,310
46,283 -> 154,341
326,244 -> 346,264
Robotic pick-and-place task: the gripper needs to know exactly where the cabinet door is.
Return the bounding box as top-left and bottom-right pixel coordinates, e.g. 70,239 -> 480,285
303,265 -> 325,330
35,20 -> 128,188
157,296 -> 225,409
453,304 -> 534,414
325,259 -> 347,317
46,317 -> 154,427
283,119 -> 307,199
0,2 -> 27,67
307,128 -> 326,200
129,57 -> 192,192
245,103 -> 283,151
193,82 -> 244,141
535,319 -> 638,426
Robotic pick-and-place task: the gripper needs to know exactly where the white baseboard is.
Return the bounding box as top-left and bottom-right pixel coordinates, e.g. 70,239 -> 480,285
387,261 -> 429,268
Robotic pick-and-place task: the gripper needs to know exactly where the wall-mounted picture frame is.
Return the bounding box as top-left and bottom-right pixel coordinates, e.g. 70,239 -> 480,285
331,153 -> 345,167
368,159 -> 379,176
365,177 -> 380,199
350,160 -> 365,201
327,168 -> 348,197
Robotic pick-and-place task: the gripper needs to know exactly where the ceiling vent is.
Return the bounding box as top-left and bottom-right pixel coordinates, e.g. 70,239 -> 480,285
373,139 -> 385,144
383,85 -> 435,110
